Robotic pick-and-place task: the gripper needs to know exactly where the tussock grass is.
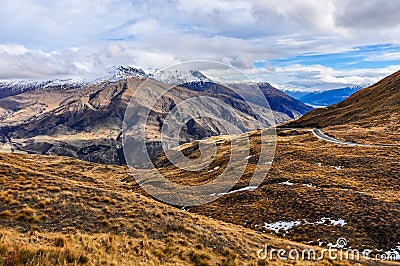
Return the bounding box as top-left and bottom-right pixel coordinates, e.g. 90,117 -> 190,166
0,152 -> 366,265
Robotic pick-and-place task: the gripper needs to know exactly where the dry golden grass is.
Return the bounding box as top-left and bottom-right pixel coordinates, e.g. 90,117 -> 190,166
0,151 -> 371,265
0,227 -> 372,266
324,125 -> 400,145
146,129 -> 400,254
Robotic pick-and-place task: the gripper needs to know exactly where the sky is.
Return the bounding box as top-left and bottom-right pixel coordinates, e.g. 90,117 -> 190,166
1,0 -> 400,91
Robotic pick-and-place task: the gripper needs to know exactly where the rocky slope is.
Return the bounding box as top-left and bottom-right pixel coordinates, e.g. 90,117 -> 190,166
0,67 -> 311,165
180,81 -> 312,121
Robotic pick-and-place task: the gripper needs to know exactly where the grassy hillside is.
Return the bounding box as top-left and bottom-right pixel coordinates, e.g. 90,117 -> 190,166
0,152 -> 363,266
1,129 -> 399,264
150,130 -> 400,254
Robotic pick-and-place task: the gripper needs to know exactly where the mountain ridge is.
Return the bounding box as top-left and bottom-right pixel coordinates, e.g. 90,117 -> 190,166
0,67 -> 312,164
285,86 -> 363,107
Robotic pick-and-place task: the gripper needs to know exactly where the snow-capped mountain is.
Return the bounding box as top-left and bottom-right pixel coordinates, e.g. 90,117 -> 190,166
97,65 -> 149,82
0,64 -> 314,165
0,66 -> 213,100
284,85 -> 365,107
0,78 -> 87,99
151,69 -> 211,85
0,66 -> 149,99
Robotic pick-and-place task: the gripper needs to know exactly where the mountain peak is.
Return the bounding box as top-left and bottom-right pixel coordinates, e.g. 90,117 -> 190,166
104,65 -> 148,81
151,69 -> 211,85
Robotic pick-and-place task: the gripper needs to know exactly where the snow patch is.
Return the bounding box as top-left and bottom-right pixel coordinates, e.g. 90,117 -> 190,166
152,69 -> 210,85
263,220 -> 301,233
263,217 -> 347,234
207,166 -> 220,173
0,78 -> 87,97
95,65 -> 148,83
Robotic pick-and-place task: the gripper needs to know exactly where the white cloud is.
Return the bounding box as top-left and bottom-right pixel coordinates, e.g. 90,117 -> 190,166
0,44 -> 29,55
105,44 -> 126,58
0,0 -> 399,87
247,64 -> 400,91
365,52 -> 400,62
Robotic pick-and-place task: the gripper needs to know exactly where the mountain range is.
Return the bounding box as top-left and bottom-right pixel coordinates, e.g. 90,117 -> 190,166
0,66 -> 311,165
1,67 -> 400,264
285,86 -> 363,107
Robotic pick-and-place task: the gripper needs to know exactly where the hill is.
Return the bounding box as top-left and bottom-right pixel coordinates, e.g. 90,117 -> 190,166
1,129 -> 399,264
284,70 -> 400,128
147,129 -> 400,256
0,152 -> 354,266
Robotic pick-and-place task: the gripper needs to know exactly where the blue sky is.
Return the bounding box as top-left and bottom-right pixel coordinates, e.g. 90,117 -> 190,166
256,44 -> 400,70
250,44 -> 400,90
1,0 -> 400,91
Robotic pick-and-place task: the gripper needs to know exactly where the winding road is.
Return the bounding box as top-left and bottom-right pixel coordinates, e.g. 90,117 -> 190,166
311,129 -> 396,148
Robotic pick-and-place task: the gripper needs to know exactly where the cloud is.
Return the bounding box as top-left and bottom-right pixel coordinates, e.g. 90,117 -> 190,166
0,44 -> 78,79
0,44 -> 29,55
248,64 -> 400,91
0,0 -> 399,89
335,0 -> 400,30
0,43 -> 135,79
105,44 -> 126,58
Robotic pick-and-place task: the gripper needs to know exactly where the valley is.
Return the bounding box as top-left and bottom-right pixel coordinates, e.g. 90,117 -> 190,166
2,1 -> 400,265
1,67 -> 400,265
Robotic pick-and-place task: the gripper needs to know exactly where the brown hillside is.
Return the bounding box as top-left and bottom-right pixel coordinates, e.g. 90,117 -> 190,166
148,129 -> 400,254
0,152 -> 366,266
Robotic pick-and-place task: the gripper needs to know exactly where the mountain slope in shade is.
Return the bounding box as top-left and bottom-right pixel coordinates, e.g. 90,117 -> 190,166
180,81 -> 313,121
0,77 -> 274,164
257,83 -> 313,118
284,70 -> 400,129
